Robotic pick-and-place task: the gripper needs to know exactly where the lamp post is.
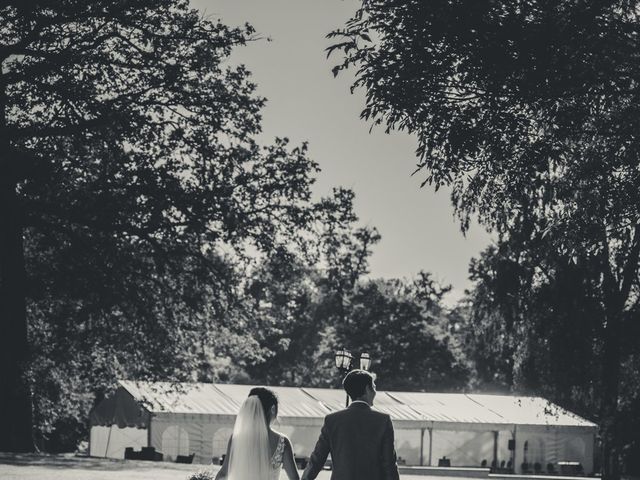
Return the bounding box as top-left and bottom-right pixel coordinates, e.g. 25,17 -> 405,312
334,350 -> 372,407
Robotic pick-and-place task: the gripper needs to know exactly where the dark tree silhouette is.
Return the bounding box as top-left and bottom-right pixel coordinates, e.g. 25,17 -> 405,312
0,0 -> 319,451
329,2 -> 640,477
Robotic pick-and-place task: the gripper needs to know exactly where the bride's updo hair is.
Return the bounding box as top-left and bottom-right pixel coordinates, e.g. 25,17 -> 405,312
248,387 -> 278,420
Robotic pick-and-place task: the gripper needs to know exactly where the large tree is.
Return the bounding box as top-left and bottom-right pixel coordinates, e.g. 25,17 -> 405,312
0,0 -> 321,451
460,243 -> 603,409
461,239 -> 640,475
329,1 -> 640,477
333,274 -> 469,392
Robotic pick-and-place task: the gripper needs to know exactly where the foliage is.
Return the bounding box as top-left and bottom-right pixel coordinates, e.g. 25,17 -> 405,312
193,188 -> 376,388
333,275 -> 469,391
0,0 -> 349,451
460,244 -> 603,406
460,240 -> 640,474
187,469 -> 216,480
230,192 -> 470,393
329,1 -> 640,476
204,210 -> 471,394
230,187 -> 381,387
240,273 -> 470,393
2,0 -> 459,452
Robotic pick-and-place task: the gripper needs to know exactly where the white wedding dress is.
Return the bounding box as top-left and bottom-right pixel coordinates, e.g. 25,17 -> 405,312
270,435 -> 286,480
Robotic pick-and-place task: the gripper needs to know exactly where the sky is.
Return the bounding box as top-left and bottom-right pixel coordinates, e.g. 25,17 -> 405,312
191,0 -> 493,305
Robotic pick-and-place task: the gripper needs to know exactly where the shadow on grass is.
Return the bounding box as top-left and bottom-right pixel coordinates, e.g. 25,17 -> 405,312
0,453 -> 206,472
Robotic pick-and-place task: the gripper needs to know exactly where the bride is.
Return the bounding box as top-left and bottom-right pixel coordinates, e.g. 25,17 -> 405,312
215,387 -> 300,480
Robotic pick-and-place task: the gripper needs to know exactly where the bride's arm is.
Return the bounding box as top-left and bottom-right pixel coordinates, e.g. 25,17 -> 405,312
282,436 -> 300,480
214,436 -> 233,480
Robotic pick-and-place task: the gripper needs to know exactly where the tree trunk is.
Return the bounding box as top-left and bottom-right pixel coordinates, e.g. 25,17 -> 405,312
0,71 -> 34,452
600,306 -> 622,480
600,223 -> 640,480
0,178 -> 34,452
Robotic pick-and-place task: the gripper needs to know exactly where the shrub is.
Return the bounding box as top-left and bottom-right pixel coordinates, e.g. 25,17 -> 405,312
187,470 -> 215,480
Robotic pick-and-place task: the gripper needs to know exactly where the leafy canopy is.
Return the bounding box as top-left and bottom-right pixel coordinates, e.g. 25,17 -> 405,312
0,0 -> 360,447
329,3 -> 640,475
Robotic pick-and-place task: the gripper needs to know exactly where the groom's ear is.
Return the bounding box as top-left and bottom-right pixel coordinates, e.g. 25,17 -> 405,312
367,383 -> 376,398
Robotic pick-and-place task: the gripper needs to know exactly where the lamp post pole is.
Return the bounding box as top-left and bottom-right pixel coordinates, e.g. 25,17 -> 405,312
334,350 -> 372,407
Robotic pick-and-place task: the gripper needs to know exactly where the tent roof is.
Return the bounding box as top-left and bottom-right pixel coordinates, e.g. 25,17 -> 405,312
119,381 -> 331,419
387,391 -> 506,424
388,391 -> 596,427
214,384 -> 331,419
302,388 -> 425,423
90,385 -> 152,428
119,381 -> 239,416
115,381 -> 596,428
467,394 -> 594,427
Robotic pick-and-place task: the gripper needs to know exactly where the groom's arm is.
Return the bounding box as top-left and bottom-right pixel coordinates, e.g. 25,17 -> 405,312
301,417 -> 331,480
381,416 -> 400,480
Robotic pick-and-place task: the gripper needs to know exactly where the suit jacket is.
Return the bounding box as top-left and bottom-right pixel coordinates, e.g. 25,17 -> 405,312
303,402 -> 400,480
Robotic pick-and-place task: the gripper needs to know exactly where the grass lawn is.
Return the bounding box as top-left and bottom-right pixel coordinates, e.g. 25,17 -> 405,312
0,453 -> 208,480
0,453 -> 447,480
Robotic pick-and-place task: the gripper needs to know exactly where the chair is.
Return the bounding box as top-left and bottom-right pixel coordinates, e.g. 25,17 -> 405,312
176,453 -> 195,464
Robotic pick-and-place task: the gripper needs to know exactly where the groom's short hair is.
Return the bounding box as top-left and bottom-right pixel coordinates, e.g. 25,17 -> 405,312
343,369 -> 374,399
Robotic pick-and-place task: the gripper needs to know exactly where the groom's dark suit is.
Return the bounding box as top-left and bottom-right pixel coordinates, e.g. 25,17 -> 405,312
302,402 -> 400,480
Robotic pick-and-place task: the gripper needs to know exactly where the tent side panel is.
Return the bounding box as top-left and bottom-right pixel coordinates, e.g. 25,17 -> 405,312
272,423 -> 322,460
151,413 -> 192,462
89,425 -> 147,459
151,413 -> 236,464
583,430 -> 595,474
210,423 -> 235,463
89,426 -> 109,457
278,416 -> 324,427
430,429 -> 511,468
186,415 -> 205,464
276,420 -> 426,466
192,414 -> 235,465
395,429 -> 422,466
516,425 -> 596,474
497,430 -> 512,469
431,421 -> 512,432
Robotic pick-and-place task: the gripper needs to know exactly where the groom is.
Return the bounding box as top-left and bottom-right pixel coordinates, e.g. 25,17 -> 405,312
302,370 -> 400,480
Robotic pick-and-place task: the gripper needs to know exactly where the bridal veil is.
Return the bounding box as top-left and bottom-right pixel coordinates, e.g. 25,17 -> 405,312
227,395 -> 271,480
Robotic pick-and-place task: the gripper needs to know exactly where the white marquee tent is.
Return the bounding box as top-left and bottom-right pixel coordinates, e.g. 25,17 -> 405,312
89,381 -> 597,474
